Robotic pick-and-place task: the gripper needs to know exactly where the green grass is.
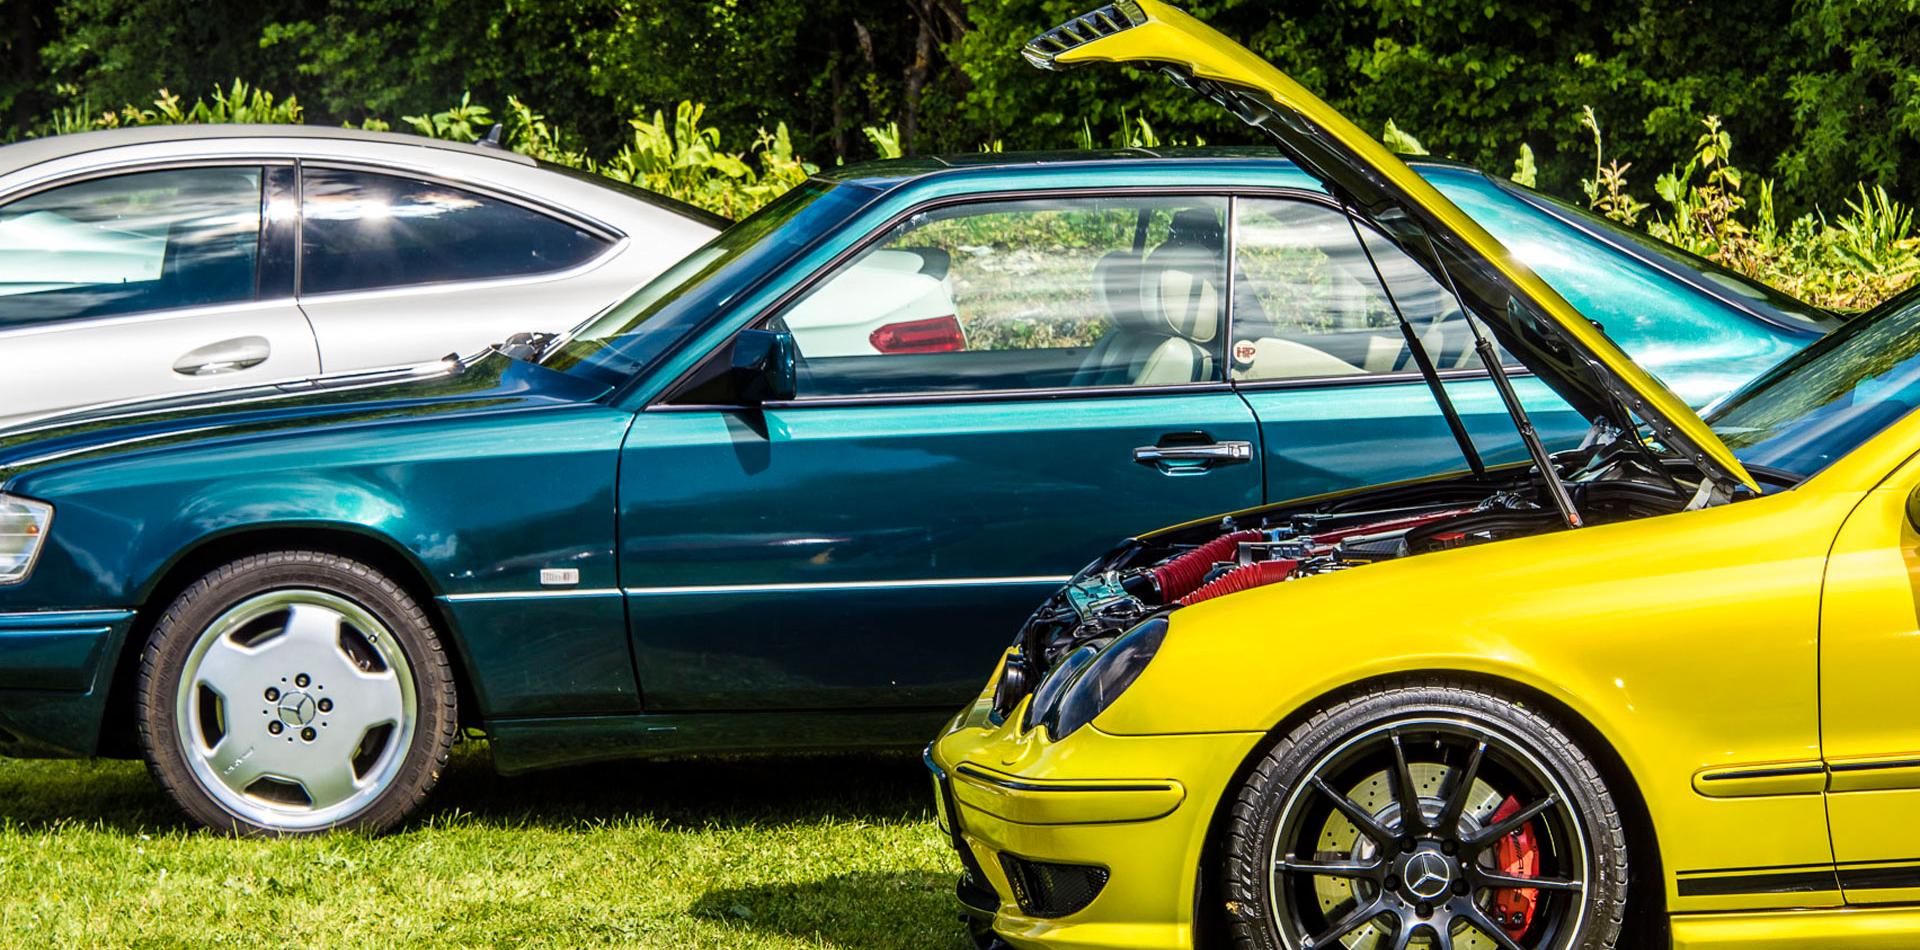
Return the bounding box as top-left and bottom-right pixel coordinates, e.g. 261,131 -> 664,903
0,744 -> 968,948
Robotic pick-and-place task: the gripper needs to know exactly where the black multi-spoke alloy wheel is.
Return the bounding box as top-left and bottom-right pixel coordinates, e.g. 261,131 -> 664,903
1222,681 -> 1626,950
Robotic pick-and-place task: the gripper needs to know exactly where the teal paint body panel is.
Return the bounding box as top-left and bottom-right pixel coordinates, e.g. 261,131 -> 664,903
0,610 -> 135,755
0,153 -> 1828,767
0,609 -> 127,691
0,356 -> 638,722
619,392 -> 1261,709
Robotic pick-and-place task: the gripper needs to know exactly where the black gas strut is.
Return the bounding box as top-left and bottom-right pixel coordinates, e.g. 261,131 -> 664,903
1341,206 -> 1485,477
1415,226 -> 1584,528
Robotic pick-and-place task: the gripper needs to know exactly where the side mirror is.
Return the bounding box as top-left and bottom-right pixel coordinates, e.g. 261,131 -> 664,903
670,328 -> 798,406
1907,483 -> 1920,533
729,328 -> 797,404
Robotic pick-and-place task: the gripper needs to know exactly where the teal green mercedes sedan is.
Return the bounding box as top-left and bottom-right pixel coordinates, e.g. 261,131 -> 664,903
0,150 -> 1828,834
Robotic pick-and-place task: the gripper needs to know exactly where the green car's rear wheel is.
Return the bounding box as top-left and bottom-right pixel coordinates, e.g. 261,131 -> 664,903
1221,682 -> 1627,950
135,551 -> 457,835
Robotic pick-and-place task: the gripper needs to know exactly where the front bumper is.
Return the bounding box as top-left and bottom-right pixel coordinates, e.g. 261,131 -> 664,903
928,678 -> 1264,950
0,609 -> 135,756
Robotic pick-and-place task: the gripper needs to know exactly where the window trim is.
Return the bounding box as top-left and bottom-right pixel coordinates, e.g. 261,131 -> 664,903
651,183 -> 1530,413
656,185 -> 1263,410
291,160 -> 624,300
1226,192 -> 1531,390
0,159 -> 280,333
298,160 -> 625,243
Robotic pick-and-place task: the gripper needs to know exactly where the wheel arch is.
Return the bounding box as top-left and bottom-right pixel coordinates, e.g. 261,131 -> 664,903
97,522 -> 482,757
1192,669 -> 1667,948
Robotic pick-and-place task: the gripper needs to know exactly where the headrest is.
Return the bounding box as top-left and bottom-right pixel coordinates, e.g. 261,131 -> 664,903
1166,207 -> 1223,247
1093,250 -> 1150,330
1143,208 -> 1226,344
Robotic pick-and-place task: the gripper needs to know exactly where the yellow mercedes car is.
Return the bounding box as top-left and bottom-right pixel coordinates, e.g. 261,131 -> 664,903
929,4 -> 1920,949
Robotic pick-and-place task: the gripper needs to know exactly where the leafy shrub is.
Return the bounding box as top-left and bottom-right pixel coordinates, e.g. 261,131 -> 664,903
593,103 -> 815,220
45,80 -> 301,135
1583,114 -> 1919,312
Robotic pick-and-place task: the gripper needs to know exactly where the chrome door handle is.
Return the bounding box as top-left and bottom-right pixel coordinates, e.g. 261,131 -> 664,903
1133,440 -> 1255,467
174,336 -> 271,376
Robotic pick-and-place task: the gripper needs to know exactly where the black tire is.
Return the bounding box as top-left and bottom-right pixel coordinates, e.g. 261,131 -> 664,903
134,551 -> 457,835
1221,679 -> 1627,950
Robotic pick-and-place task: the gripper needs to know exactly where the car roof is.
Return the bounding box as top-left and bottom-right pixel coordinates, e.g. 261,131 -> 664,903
818,146 -> 1479,186
0,124 -> 538,179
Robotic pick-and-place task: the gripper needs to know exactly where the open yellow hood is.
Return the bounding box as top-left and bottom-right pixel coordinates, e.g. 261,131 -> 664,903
1026,0 -> 1758,494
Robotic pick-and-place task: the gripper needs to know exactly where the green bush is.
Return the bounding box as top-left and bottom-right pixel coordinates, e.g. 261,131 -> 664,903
1575,113 -> 1919,312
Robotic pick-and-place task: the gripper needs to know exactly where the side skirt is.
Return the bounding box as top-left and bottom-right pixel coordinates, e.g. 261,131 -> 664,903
1672,906 -> 1920,948
484,708 -> 954,775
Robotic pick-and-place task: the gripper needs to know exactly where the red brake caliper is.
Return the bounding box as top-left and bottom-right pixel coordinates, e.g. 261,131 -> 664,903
1488,795 -> 1540,939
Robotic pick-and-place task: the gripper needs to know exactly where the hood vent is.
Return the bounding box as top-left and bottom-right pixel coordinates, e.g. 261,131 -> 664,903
1022,2 -> 1144,69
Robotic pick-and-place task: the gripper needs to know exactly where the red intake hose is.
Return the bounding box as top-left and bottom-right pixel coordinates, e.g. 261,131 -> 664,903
1178,558 -> 1300,606
1152,530 -> 1264,603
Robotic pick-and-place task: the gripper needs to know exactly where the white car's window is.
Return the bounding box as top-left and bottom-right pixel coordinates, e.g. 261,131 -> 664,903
1230,198 -> 1488,381
300,168 -> 611,295
778,195 -> 1230,398
0,167 -> 262,329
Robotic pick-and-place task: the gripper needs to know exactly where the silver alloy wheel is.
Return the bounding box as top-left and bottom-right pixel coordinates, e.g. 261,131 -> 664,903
173,589 -> 417,831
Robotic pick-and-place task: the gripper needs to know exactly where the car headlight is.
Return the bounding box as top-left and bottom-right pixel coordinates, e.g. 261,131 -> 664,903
1025,616 -> 1169,740
0,494 -> 53,585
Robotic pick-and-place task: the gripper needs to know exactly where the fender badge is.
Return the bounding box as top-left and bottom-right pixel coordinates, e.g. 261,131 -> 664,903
539,568 -> 581,587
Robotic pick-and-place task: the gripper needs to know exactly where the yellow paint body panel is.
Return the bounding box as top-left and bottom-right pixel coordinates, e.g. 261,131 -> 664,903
1672,908 -> 1920,948
1817,448 -> 1920,902
932,694 -> 1263,950
950,764 -> 1186,825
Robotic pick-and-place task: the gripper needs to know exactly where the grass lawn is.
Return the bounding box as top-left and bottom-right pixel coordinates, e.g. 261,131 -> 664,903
0,743 -> 969,948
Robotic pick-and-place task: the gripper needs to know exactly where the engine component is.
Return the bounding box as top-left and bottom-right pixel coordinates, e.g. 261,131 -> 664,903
1178,559 -> 1299,605
1150,529 -> 1264,602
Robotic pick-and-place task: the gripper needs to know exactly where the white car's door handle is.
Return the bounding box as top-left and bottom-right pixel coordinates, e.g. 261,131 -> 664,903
174,337 -> 272,376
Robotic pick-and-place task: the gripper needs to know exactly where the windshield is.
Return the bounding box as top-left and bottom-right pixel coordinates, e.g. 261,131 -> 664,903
1503,185 -> 1834,334
539,181 -> 854,388
1708,288 -> 1920,478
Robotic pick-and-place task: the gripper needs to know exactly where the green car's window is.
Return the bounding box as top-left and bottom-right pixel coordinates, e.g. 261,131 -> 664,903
778,195 -> 1229,398
0,166 -> 263,329
1709,289 -> 1920,479
1230,198 -> 1490,382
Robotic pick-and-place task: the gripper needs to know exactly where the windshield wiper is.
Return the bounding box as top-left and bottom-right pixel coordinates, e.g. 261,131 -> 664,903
497,331 -> 560,362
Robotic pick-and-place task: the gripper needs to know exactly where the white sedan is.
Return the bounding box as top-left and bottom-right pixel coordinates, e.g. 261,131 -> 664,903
0,125 -> 721,428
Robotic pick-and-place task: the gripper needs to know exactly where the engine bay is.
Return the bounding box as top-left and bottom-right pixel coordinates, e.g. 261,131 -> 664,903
996,424 -> 1731,714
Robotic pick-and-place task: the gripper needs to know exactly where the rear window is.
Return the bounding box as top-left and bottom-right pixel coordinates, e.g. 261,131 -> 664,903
300,167 -> 610,295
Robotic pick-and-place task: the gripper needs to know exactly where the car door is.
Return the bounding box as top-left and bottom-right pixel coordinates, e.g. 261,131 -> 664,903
1819,447 -> 1920,903
293,165 -> 625,371
1226,194 -> 1591,498
617,193 -> 1263,711
0,164 -> 314,428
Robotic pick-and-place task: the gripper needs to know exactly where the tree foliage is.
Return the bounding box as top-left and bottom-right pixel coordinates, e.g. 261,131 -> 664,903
6,0 -> 1920,305
9,0 -> 1920,214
